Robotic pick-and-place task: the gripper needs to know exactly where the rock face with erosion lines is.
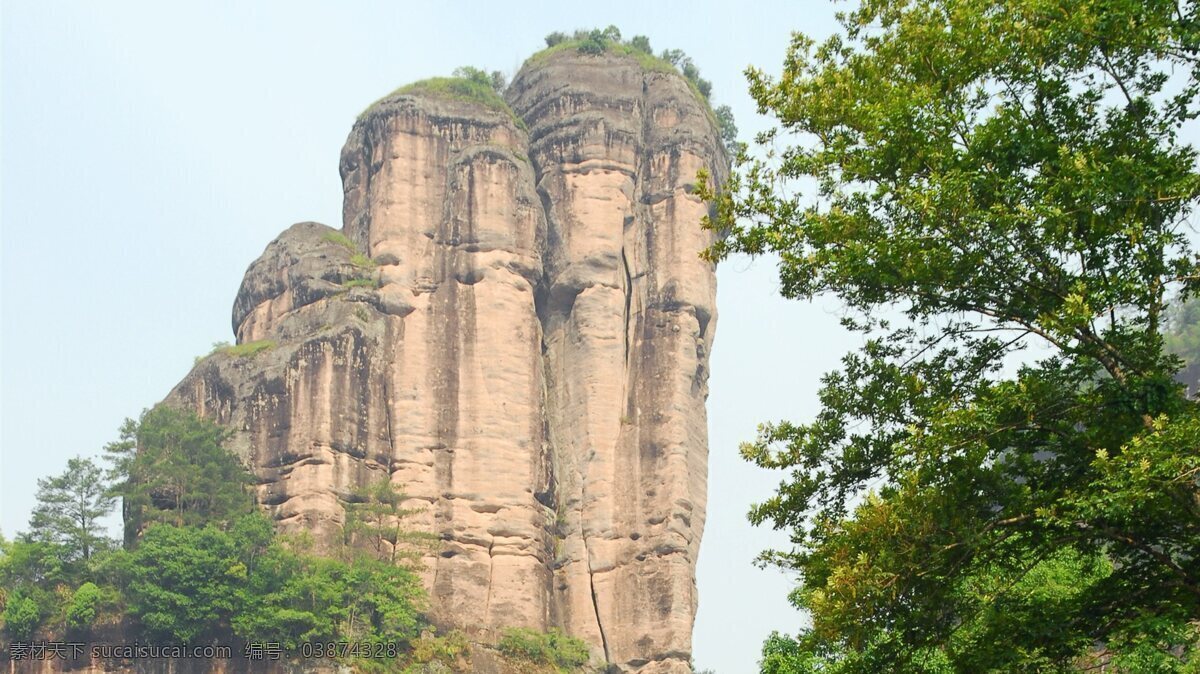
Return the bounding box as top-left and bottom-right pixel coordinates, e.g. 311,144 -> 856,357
164,48 -> 728,674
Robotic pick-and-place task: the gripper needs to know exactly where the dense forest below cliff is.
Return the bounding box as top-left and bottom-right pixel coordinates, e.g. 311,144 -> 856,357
1,406 -> 602,673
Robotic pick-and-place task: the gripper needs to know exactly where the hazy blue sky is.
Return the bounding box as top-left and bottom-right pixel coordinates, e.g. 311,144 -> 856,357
1,3 -> 851,671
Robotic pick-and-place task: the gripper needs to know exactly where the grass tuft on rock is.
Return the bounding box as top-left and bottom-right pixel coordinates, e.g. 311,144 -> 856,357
322,230 -> 358,251
198,340 -> 276,362
221,340 -> 276,358
342,278 -> 379,289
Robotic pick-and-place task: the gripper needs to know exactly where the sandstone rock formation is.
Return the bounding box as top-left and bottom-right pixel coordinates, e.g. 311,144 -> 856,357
165,48 -> 727,673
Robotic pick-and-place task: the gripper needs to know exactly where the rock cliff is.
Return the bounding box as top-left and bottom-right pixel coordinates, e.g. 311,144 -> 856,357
165,48 -> 727,673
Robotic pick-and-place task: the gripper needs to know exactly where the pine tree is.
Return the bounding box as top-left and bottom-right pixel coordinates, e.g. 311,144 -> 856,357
28,456 -> 115,562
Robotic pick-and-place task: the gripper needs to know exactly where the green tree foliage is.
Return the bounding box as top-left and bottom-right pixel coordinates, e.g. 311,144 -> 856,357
404,630 -> 471,672
659,48 -> 685,66
65,581 -> 104,631
108,406 -> 252,537
343,477 -> 435,564
2,592 -> 41,640
2,457 -> 118,639
2,411 -> 433,654
102,417 -> 138,487
233,526 -> 425,650
577,29 -> 609,55
28,456 -> 116,562
715,104 -> 738,148
0,537 -> 69,638
118,520 -> 246,643
679,58 -> 712,99
497,627 -> 591,672
701,0 -> 1200,670
450,66 -> 506,93
117,512 -> 426,649
628,34 -> 652,55
759,632 -> 817,674
656,48 -> 714,101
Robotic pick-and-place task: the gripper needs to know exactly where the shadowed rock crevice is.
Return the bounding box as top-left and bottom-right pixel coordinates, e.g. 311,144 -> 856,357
164,47 -> 727,674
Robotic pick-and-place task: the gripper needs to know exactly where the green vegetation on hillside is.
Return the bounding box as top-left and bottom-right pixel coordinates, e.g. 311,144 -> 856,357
497,627 -> 591,673
361,66 -> 523,130
224,339 -> 276,357
394,77 -> 507,113
200,339 -> 276,361
0,408 -> 595,672
121,512 -> 425,649
701,0 -> 1200,671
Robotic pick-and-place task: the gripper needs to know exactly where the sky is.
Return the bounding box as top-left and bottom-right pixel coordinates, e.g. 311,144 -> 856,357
0,2 -> 852,672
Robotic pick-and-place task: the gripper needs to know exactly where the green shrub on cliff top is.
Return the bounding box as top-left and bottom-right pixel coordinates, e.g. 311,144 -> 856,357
199,339 -> 276,361
530,29 -> 675,77
531,27 -> 733,142
222,339 -> 275,358
397,77 -> 506,111
363,71 -> 519,126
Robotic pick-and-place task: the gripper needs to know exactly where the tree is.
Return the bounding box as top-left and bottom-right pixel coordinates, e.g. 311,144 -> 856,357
628,35 -> 652,55
229,513 -> 426,651
451,66 -> 505,93
28,456 -> 115,562
102,417 -> 138,487
2,592 -> 41,640
343,477 -> 434,565
578,29 -> 609,55
112,507 -> 426,650
122,520 -> 244,643
65,581 -> 104,631
659,48 -> 685,66
715,104 -> 738,149
108,406 -> 252,538
0,534 -> 70,639
701,0 -> 1200,670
